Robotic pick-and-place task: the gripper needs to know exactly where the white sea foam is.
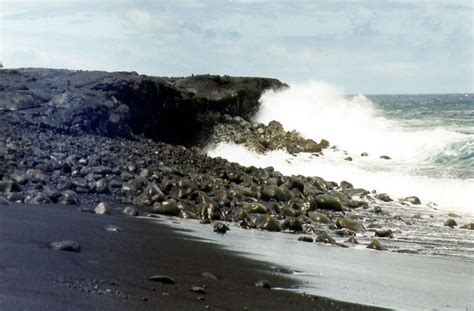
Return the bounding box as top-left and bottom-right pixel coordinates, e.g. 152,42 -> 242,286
208,81 -> 474,214
208,143 -> 473,214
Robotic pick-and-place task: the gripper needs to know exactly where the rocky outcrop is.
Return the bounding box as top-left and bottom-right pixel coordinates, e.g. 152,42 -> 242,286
0,68 -> 285,145
201,113 -> 330,154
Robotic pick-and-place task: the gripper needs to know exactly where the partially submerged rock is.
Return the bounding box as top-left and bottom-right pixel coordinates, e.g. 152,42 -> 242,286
367,239 -> 386,251
213,222 -> 230,234
316,232 -> 336,245
336,217 -> 365,233
444,219 -> 457,228
375,229 -> 393,238
403,196 -> 421,205
460,223 -> 474,230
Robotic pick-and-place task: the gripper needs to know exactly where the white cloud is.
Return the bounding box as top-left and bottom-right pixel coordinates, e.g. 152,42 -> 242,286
126,9 -> 155,32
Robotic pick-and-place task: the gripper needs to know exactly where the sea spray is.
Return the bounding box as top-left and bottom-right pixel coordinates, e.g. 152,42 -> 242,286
255,81 -> 468,162
208,82 -> 474,214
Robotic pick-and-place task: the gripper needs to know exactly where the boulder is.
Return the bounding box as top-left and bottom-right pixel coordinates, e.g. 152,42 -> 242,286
94,202 -> 111,215
314,194 -> 344,212
336,217 -> 365,233
444,218 -> 457,228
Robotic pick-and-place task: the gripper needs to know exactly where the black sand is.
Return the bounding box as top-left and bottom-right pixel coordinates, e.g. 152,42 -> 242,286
0,203 -> 384,310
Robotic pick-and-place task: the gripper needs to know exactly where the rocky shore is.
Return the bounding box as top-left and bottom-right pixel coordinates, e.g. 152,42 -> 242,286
1,68 -> 473,257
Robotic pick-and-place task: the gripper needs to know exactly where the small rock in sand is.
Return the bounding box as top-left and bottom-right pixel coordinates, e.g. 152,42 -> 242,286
148,275 -> 175,284
49,240 -> 81,252
104,225 -> 122,232
190,286 -> 206,294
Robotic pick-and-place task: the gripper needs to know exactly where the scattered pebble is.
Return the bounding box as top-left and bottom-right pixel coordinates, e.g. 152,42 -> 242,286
190,286 -> 206,294
148,275 -> 175,284
104,225 -> 122,232
49,240 -> 81,252
254,279 -> 271,289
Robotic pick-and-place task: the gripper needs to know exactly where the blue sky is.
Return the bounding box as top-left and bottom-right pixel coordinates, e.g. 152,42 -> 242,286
1,0 -> 472,94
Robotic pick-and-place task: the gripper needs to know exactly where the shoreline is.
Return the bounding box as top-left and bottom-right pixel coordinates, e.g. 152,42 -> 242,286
0,203 -> 384,310
158,216 -> 474,310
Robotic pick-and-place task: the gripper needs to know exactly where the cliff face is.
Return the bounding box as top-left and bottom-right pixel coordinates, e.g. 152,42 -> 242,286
0,68 -> 285,145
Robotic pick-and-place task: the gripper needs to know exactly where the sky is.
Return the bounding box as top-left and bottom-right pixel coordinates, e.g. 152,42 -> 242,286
0,0 -> 473,94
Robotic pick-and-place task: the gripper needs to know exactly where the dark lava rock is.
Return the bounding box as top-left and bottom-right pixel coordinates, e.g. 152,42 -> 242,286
0,181 -> 21,194
94,202 -> 111,215
336,217 -> 365,233
122,206 -> 139,216
375,229 -> 394,238
345,236 -> 359,244
0,69 -> 284,145
316,232 -> 336,245
334,228 -> 356,237
460,223 -> 474,230
444,218 -> 457,228
314,194 -> 343,212
298,236 -> 314,243
308,212 -> 331,224
152,199 -> 180,216
261,185 -> 287,201
148,275 -> 175,284
190,286 -> 206,294
367,239 -> 386,251
256,215 -> 281,231
57,190 -> 80,205
49,240 -> 81,252
372,206 -> 383,214
213,222 -> 230,234
254,279 -> 271,289
281,218 -> 303,232
244,202 -> 267,214
375,193 -> 393,202
24,191 -> 53,204
403,196 -> 421,205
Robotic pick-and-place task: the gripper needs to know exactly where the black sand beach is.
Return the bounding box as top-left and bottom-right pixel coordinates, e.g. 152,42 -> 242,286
0,203 -> 384,310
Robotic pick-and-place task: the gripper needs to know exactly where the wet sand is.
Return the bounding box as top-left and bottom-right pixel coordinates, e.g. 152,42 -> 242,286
0,203 -> 383,310
160,217 -> 474,310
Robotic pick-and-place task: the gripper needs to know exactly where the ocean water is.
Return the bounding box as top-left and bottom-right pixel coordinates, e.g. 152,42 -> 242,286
208,82 -> 474,214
